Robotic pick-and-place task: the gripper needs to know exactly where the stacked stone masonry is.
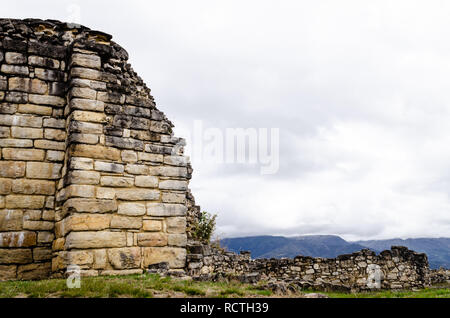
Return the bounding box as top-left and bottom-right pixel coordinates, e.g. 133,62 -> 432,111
0,19 -> 437,292
187,244 -> 432,291
0,18 -> 190,280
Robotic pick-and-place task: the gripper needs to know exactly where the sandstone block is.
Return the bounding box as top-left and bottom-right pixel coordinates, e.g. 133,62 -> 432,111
26,162 -> 62,179
116,189 -> 160,201
63,214 -> 111,236
66,185 -> 96,198
43,118 -> 66,129
93,249 -> 107,269
72,110 -> 106,123
0,231 -> 36,247
108,247 -> 141,269
66,250 -> 94,266
69,121 -> 103,134
135,176 -> 158,188
5,91 -> 28,103
0,114 -> 42,127
1,64 -> 29,75
34,139 -> 65,150
33,247 -> 53,261
44,128 -> 66,141
159,180 -> 188,191
11,126 -> 43,139
111,215 -> 142,229
143,220 -> 163,232
137,233 -> 168,247
23,220 -> 54,231
63,198 -> 117,214
0,162 -> 25,177
143,247 -> 186,269
148,166 -> 188,177
3,148 -> 45,161
11,179 -> 55,195
121,150 -> 137,163
168,234 -> 187,247
65,231 -> 127,249
0,178 -> 12,194
161,192 -> 186,204
0,265 -> 17,281
18,104 -> 53,116
125,164 -> 149,175
9,77 -> 48,94
94,161 -> 124,173
29,94 -> 65,106
70,98 -> 104,111
147,203 -> 187,216
69,157 -> 94,170
96,187 -> 115,199
6,195 -> 45,209
46,150 -> 65,162
37,232 -> 54,244
67,170 -> 100,185
100,269 -> 143,276
29,56 -> 60,69
0,248 -> 32,264
23,210 -> 41,221
137,152 -> 163,162
70,144 -> 120,161
71,53 -> 101,70
166,217 -> 187,234
100,176 -> 133,187
17,262 -> 51,280
34,68 -> 65,82
70,87 -> 97,100
0,138 -> 33,147
5,52 -> 26,64
117,202 -> 146,216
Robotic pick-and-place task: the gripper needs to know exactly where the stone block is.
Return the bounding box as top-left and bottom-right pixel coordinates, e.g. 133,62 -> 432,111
70,98 -> 104,111
143,220 -> 163,232
143,247 -> 186,269
5,52 -> 26,64
33,247 -> 52,261
116,189 -> 160,201
43,118 -> 66,129
0,139 -> 33,147
137,233 -> 168,247
5,195 -> 45,209
117,202 -> 146,216
100,176 -> 133,187
37,232 -> 54,244
11,179 -> 55,195
72,110 -> 106,123
121,150 -> 137,163
26,162 -> 62,179
23,220 -> 54,231
148,166 -> 188,177
70,144 -> 120,161
44,128 -> 66,141
67,170 -> 100,185
46,150 -> 66,162
17,262 -> 51,280
0,265 -> 17,281
146,203 -> 187,216
161,192 -> 186,204
94,161 -> 124,173
168,234 -> 187,247
0,248 -> 32,264
137,152 -> 163,162
60,214 -> 111,236
28,94 -> 65,106
111,215 -> 142,229
125,164 -> 149,175
70,87 -> 97,100
0,162 -> 26,177
0,178 -> 12,194
65,231 -> 127,249
63,198 -> 117,214
0,231 -> 36,247
159,180 -> 188,191
1,64 -> 29,75
135,176 -> 158,188
34,139 -> 65,150
69,157 -> 94,170
166,217 -> 187,234
3,148 -> 45,161
28,56 -> 60,69
66,185 -> 96,198
71,53 -> 101,70
18,104 -> 52,116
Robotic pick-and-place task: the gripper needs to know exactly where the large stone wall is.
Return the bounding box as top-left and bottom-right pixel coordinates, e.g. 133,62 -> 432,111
0,18 -> 190,280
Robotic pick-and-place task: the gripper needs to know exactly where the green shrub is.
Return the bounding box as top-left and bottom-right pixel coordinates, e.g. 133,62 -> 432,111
193,211 -> 217,243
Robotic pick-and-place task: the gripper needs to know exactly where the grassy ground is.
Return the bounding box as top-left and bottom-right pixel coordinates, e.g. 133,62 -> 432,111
0,274 -> 448,298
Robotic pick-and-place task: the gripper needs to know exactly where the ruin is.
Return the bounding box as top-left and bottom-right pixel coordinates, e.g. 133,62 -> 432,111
0,19 -> 435,291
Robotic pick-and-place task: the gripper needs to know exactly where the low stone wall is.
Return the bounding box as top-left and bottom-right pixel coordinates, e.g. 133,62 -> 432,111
186,243 -> 431,291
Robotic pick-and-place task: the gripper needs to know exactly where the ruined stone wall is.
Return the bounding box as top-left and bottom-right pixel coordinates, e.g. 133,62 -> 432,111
0,19 -> 190,280
187,244 -> 431,291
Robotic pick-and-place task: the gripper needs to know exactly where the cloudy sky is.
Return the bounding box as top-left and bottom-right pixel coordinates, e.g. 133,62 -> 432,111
5,1 -> 450,240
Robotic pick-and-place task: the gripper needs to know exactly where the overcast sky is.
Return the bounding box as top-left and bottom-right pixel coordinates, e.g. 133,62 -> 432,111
5,1 -> 450,240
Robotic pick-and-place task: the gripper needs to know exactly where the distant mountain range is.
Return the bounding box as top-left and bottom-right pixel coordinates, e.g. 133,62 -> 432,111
220,235 -> 450,269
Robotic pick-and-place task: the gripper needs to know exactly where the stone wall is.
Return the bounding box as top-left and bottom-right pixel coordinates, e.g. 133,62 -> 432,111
0,18 -> 190,280
186,243 -> 431,291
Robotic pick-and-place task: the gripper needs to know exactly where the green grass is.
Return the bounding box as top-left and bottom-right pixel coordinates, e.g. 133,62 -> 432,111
0,274 -> 273,298
0,274 -> 448,298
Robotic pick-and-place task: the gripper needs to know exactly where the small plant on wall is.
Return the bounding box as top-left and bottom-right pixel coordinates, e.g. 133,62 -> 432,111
193,211 -> 217,243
